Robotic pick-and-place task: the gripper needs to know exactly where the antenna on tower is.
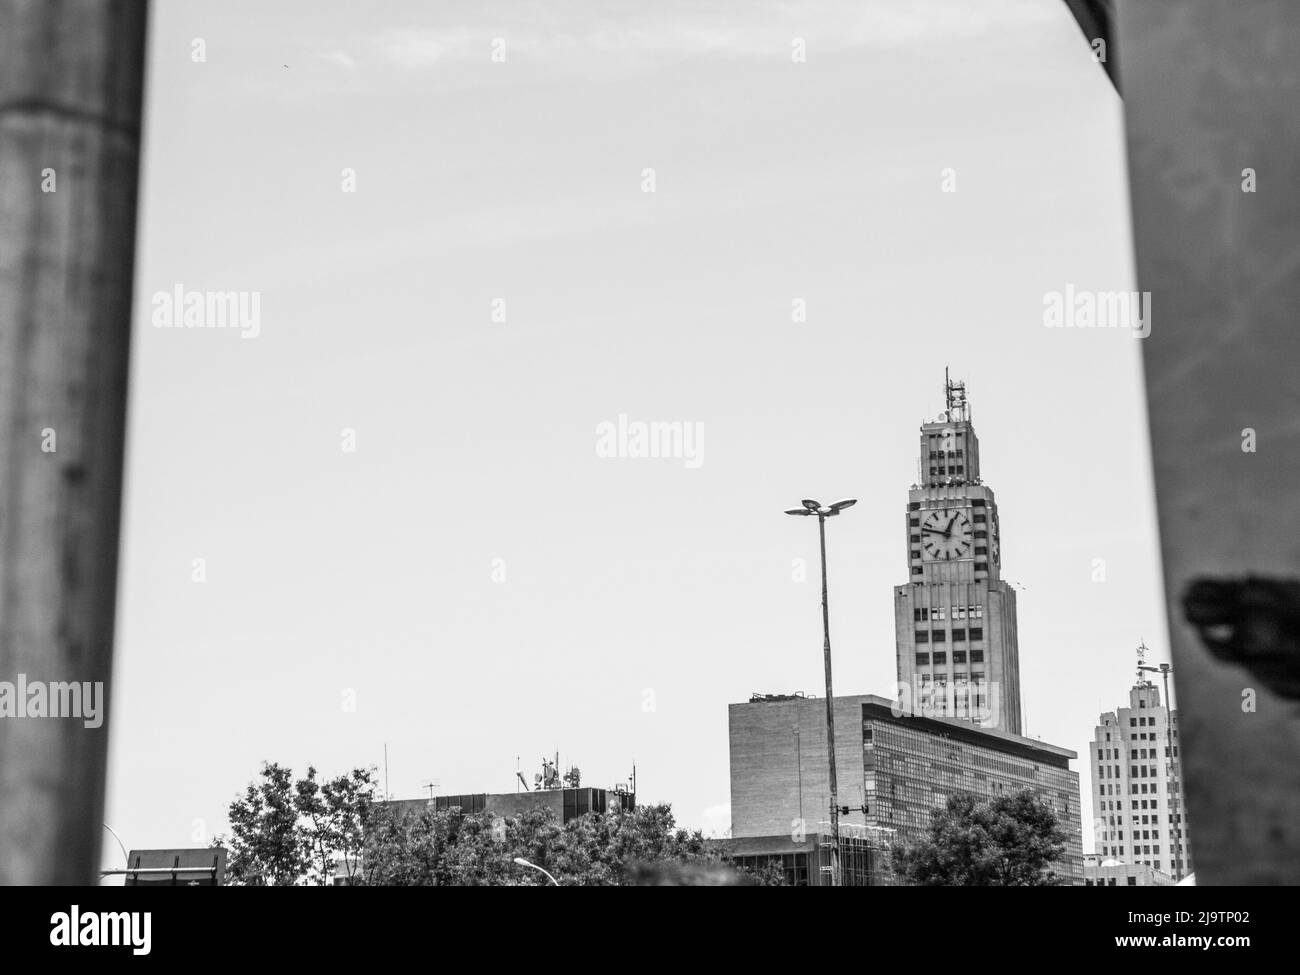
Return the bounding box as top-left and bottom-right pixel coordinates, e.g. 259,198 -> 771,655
1136,639 -> 1151,682
944,367 -> 970,423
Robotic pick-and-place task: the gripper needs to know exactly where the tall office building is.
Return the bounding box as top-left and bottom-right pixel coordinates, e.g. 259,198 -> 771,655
1090,677 -> 1192,880
728,693 -> 1083,885
893,373 -> 1023,734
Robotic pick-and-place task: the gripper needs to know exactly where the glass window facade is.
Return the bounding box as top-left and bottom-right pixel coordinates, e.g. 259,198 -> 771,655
861,703 -> 1083,884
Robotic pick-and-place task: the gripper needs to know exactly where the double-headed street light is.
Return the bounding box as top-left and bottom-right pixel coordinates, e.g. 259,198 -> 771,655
785,497 -> 857,886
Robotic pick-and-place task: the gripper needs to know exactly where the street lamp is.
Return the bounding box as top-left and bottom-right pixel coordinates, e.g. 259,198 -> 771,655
512,857 -> 559,886
1137,655 -> 1186,881
785,497 -> 857,886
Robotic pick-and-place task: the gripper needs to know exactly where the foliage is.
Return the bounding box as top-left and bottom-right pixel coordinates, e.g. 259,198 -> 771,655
221,762 -> 779,885
361,799 -> 750,886
892,789 -> 1068,886
216,762 -> 376,885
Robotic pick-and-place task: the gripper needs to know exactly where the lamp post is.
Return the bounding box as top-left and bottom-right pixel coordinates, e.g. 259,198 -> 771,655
785,497 -> 857,886
1137,657 -> 1185,881
513,857 -> 559,886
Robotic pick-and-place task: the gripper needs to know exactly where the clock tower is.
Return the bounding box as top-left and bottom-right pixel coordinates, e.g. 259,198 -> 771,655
893,372 -> 1024,734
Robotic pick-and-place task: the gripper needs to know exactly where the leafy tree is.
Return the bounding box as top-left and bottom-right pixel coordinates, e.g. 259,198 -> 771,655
892,789 -> 1068,886
219,762 -> 376,885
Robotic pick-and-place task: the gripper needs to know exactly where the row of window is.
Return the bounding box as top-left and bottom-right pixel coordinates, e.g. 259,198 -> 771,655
1099,799 -> 1166,812
908,499 -> 987,510
915,629 -> 984,643
1097,746 -> 1178,760
912,564 -> 989,575
1099,782 -> 1166,795
918,672 -> 986,685
914,605 -> 984,622
916,650 -> 986,665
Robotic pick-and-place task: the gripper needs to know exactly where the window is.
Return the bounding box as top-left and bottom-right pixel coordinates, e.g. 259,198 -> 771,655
1129,719 -> 1136,728
975,546 -> 987,555
969,628 -> 983,640
1127,877 -> 1137,886
933,606 -> 946,621
974,530 -> 987,539
952,628 -> 966,641
975,562 -> 988,572
915,630 -> 929,643
932,630 -> 946,643
970,649 -> 984,663
972,499 -> 985,507
914,608 -> 928,622
915,652 -> 929,665
909,517 -> 919,527
908,503 -> 920,511
953,650 -> 967,663
973,513 -> 986,523
912,567 -> 923,575
910,534 -> 920,543
933,651 -> 947,664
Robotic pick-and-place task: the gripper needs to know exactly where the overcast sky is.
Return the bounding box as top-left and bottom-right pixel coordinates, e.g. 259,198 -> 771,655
104,0 -> 1162,867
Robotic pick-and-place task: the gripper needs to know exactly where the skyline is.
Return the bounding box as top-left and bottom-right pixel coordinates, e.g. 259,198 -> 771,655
102,0 -> 1160,867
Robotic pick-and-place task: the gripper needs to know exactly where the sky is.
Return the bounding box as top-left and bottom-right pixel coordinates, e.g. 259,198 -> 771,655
103,0 -> 1165,869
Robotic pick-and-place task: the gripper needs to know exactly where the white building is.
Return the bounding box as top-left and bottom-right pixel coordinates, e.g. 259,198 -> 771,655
1090,678 -> 1192,880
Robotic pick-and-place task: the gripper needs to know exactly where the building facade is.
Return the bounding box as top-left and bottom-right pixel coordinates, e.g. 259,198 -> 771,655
724,829 -> 886,886
1083,854 -> 1174,887
1090,678 -> 1192,880
729,693 -> 1084,884
892,374 -> 1023,735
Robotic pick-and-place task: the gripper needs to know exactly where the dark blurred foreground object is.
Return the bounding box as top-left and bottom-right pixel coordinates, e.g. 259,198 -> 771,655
629,862 -> 753,886
1062,0 -> 1118,91
0,0 -> 147,883
1184,578 -> 1300,703
1114,0 -> 1300,884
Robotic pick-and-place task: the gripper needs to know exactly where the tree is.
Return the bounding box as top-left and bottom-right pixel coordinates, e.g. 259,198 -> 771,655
221,762 -> 307,886
219,762 -> 377,885
893,789 -> 1068,886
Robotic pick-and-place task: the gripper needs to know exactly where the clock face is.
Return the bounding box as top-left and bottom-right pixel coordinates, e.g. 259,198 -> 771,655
920,508 -> 973,561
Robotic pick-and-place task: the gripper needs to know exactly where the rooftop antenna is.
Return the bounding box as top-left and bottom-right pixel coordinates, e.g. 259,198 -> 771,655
944,367 -> 970,424
420,780 -> 439,801
1136,639 -> 1151,682
384,744 -> 389,800
516,755 -> 530,792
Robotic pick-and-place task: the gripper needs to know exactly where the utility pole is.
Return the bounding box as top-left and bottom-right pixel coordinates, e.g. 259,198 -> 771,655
786,497 -> 857,886
0,0 -> 148,885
